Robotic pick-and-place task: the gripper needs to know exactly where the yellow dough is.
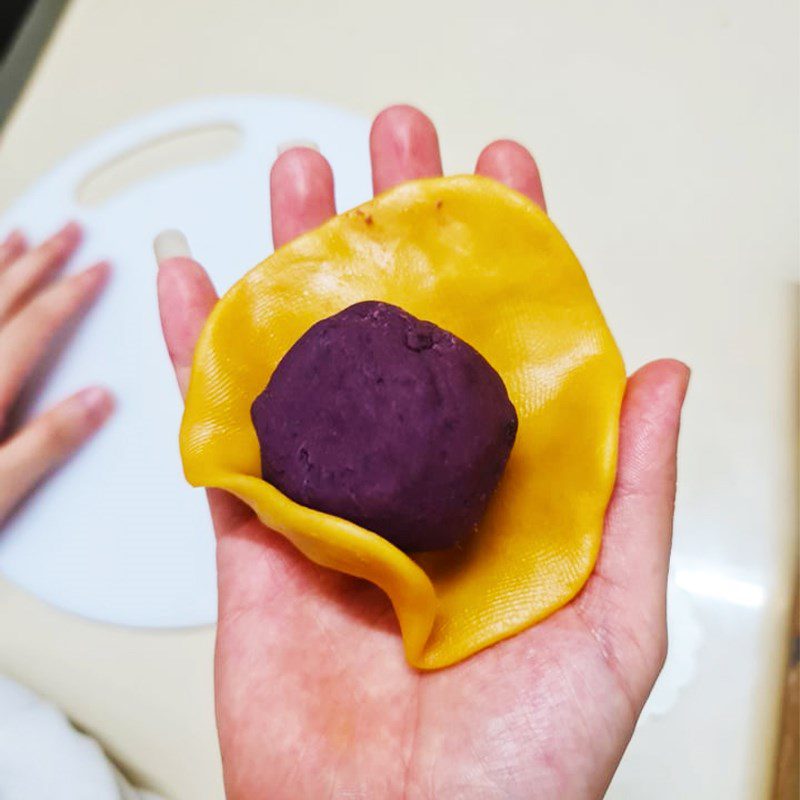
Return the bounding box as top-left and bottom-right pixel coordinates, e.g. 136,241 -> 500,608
180,175 -> 626,669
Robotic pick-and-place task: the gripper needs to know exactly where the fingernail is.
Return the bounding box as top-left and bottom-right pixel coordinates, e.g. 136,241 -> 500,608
276,139 -> 320,156
58,221 -> 83,246
82,260 -> 112,286
3,229 -> 26,250
77,386 -> 114,424
153,229 -> 192,265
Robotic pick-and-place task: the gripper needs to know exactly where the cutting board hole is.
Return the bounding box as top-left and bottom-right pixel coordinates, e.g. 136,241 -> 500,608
76,123 -> 242,207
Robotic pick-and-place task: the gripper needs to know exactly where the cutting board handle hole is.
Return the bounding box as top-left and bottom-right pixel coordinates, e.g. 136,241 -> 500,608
75,123 -> 242,207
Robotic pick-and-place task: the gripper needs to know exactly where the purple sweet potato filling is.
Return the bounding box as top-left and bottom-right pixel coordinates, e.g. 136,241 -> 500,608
251,301 -> 517,552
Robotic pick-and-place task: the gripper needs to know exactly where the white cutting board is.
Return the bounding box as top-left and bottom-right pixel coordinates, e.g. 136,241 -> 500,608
0,96 -> 371,627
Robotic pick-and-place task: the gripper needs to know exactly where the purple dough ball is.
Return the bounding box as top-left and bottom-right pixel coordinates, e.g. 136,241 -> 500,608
251,301 -> 517,552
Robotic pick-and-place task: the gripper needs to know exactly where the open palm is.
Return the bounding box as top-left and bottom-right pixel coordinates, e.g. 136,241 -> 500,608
157,106 -> 689,800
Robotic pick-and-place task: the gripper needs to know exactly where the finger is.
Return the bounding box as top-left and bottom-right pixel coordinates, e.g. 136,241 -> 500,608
574,359 -> 690,679
270,146 -> 336,249
0,230 -> 28,271
0,222 -> 82,322
370,105 -> 443,195
475,140 -> 546,210
0,262 -> 109,420
0,386 -> 114,522
153,234 -> 254,537
600,359 -> 690,589
155,231 -> 219,398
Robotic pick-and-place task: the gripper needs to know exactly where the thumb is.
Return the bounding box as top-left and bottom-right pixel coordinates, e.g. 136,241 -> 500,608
574,359 -> 690,690
603,359 -> 691,595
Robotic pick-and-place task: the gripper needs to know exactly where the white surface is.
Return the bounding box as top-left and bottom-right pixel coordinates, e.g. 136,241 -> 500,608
0,96 -> 371,627
0,1 -> 795,798
0,675 -> 163,800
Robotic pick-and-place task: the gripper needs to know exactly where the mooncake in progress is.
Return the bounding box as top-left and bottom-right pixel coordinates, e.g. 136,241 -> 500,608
180,175 -> 626,669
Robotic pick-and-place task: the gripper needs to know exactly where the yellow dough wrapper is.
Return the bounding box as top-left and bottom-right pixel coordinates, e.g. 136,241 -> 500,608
180,174 -> 626,669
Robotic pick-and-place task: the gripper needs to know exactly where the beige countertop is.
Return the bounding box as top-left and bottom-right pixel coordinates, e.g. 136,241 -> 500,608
0,1 -> 797,798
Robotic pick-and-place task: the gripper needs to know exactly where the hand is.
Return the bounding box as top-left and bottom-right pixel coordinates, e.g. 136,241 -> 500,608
0,224 -> 113,524
157,106 -> 689,800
